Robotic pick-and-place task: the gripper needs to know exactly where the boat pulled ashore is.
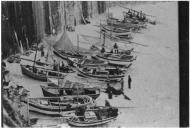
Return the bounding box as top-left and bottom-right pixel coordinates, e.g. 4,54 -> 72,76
95,52 -> 136,66
41,80 -> 100,99
66,106 -> 118,127
22,95 -> 94,116
77,66 -> 125,81
20,64 -> 66,81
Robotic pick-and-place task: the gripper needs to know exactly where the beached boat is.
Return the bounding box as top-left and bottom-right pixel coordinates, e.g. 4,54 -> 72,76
94,53 -> 136,66
20,64 -> 65,81
53,47 -> 84,61
66,106 -> 118,127
100,24 -> 132,37
101,29 -> 133,40
77,66 -> 125,81
76,58 -> 107,67
77,57 -> 132,68
100,24 -> 131,33
22,96 -> 94,116
41,80 -> 100,99
107,18 -> 144,29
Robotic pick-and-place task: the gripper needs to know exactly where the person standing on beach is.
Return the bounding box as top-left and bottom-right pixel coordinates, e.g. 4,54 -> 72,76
120,78 -> 124,91
128,75 -> 132,89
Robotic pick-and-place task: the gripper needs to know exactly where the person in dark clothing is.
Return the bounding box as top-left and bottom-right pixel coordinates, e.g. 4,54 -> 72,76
2,61 -> 6,68
128,75 -> 132,89
101,47 -> 105,53
53,60 -> 58,71
41,48 -> 44,57
106,82 -> 113,99
105,100 -> 111,107
75,106 -> 86,121
113,43 -> 118,49
60,61 -> 65,72
113,43 -> 119,54
120,78 -> 124,91
33,67 -> 37,73
92,68 -> 96,74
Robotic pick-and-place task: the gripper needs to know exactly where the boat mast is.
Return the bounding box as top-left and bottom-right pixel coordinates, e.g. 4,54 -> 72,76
77,34 -> 79,54
107,1 -> 109,18
64,1 -> 67,31
27,97 -> 30,126
32,40 -> 38,69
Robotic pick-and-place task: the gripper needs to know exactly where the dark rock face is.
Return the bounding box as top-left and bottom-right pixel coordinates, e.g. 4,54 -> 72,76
2,1 -> 35,59
2,1 -> 108,59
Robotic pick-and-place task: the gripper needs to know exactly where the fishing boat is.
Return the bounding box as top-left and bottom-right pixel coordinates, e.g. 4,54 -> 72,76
95,52 -> 136,66
100,29 -> 133,40
76,57 -> 107,67
53,47 -> 84,61
95,31 -> 136,66
66,106 -> 118,127
100,24 -> 132,37
77,66 -> 125,81
100,24 -> 131,33
107,18 -> 144,30
22,96 -> 94,116
52,31 -> 84,61
77,55 -> 133,68
119,5 -> 156,25
20,64 -> 65,81
41,80 -> 100,99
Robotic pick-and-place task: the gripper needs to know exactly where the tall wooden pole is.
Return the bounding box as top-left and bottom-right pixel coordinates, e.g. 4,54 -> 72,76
64,1 -> 67,32
100,20 -> 101,41
77,34 -> 79,54
48,1 -> 53,34
27,97 -> 30,126
32,42 -> 38,69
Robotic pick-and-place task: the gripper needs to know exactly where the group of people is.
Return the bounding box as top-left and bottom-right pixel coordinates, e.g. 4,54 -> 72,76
101,43 -> 119,54
53,60 -> 65,71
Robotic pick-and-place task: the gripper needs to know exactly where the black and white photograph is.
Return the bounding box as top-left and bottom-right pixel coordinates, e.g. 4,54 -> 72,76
1,1 -> 189,127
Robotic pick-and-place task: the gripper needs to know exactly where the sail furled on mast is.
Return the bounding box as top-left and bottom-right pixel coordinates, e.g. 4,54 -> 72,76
53,31 -> 77,53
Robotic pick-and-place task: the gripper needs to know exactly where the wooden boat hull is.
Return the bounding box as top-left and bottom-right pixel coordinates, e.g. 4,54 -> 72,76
20,65 -> 65,82
95,55 -> 136,66
101,25 -> 132,36
66,106 -> 118,127
77,68 -> 124,81
41,85 -> 100,100
101,24 -> 131,33
21,64 -> 47,81
67,116 -> 117,127
28,103 -> 64,117
53,48 -> 83,60
23,96 -> 94,116
77,58 -> 107,68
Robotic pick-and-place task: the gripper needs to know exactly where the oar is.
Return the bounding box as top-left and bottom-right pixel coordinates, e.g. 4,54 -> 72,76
122,92 -> 131,100
128,41 -> 149,47
13,56 -> 53,66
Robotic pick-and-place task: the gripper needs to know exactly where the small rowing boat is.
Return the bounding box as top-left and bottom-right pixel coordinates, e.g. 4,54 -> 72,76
77,66 -> 125,81
20,64 -> 65,81
66,106 -> 118,127
95,53 -> 136,66
41,80 -> 100,99
22,95 -> 94,116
